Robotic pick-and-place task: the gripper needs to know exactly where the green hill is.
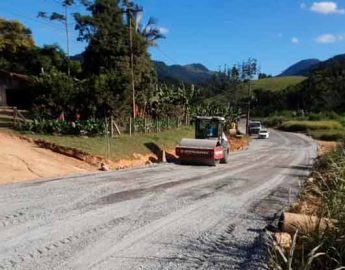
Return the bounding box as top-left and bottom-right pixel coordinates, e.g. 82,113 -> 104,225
153,61 -> 214,84
252,76 -> 306,91
278,59 -> 321,76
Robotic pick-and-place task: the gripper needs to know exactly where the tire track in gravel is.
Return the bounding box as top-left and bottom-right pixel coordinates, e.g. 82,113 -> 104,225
0,130 -> 317,269
0,217 -> 129,269
0,150 -> 281,232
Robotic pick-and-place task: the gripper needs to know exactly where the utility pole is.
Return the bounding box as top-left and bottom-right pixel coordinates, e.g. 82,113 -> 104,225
64,3 -> 71,76
128,15 -> 136,119
241,58 -> 257,135
246,80 -> 251,135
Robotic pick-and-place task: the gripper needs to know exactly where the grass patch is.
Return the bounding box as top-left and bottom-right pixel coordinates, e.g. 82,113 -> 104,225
279,120 -> 343,132
309,129 -> 345,141
270,145 -> 345,269
260,112 -> 345,141
278,120 -> 345,141
262,116 -> 288,128
252,76 -> 306,91
21,126 -> 194,162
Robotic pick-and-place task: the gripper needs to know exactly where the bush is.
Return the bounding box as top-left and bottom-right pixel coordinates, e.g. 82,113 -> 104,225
279,120 -> 343,132
307,111 -> 341,121
262,116 -> 288,127
308,129 -> 345,141
19,119 -> 106,136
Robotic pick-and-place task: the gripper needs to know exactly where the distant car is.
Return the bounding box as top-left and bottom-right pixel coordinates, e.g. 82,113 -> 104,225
258,129 -> 269,139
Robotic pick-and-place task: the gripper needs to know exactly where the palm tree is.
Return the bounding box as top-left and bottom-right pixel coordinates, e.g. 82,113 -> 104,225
123,1 -> 165,47
38,0 -> 75,76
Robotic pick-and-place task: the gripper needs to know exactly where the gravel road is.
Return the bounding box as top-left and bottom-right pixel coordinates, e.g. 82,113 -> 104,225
0,130 -> 317,269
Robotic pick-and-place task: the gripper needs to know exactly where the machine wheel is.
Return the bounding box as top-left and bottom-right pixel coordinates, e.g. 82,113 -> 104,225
221,148 -> 230,164
212,159 -> 220,166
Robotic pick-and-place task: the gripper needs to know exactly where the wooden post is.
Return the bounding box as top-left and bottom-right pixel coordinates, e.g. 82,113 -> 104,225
110,115 -> 114,138
13,107 -> 17,127
105,117 -> 111,159
114,122 -> 121,136
129,117 -> 132,136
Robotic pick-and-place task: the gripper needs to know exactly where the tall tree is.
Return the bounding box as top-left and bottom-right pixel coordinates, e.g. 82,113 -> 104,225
73,0 -> 163,117
74,0 -> 129,75
0,18 -> 35,73
74,0 -> 133,117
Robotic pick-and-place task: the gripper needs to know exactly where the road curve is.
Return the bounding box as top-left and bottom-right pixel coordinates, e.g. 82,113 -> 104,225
0,130 -> 317,270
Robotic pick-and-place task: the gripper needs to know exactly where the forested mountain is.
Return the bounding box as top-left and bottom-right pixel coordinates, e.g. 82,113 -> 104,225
70,57 -> 213,85
278,59 -> 321,77
153,61 -> 214,84
253,53 -> 345,116
293,54 -> 345,112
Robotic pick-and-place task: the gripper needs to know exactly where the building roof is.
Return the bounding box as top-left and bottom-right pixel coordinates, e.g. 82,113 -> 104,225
194,116 -> 226,122
0,70 -> 30,82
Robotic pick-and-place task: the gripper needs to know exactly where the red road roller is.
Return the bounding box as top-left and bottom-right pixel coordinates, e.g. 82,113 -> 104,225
176,116 -> 230,166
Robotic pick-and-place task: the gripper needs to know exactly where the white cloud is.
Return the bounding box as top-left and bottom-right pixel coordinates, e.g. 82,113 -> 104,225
292,37 -> 300,44
316,33 -> 344,43
310,2 -> 345,14
316,34 -> 337,43
158,27 -> 169,34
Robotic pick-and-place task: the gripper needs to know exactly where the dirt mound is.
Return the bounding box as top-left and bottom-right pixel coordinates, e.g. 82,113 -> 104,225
229,135 -> 249,151
317,140 -> 338,156
0,132 -> 97,185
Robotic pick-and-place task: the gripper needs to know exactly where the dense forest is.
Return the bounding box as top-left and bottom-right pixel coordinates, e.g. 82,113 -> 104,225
0,0 -> 257,122
1,0 -> 345,123
252,55 -> 345,116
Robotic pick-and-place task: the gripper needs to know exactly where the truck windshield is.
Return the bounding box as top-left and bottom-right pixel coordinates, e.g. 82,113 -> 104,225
196,120 -> 219,139
250,123 -> 261,128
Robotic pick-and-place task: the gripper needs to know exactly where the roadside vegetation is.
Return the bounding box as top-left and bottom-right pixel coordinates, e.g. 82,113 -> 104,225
22,126 -> 194,162
270,144 -> 345,269
252,76 -> 306,92
279,120 -> 343,132
259,112 -> 345,142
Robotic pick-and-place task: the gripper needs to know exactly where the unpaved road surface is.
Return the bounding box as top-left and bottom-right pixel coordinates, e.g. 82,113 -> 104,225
0,130 -> 317,269
0,132 -> 96,184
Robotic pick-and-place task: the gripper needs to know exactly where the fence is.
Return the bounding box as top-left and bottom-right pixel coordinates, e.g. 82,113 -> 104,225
0,106 -> 29,128
10,111 -> 190,137
109,116 -> 189,137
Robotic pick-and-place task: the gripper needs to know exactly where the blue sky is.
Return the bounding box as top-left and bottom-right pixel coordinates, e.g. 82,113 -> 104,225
1,0 -> 345,75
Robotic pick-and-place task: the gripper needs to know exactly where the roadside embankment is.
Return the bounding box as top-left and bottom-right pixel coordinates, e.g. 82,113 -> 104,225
268,140 -> 344,269
0,132 -> 97,185
0,128 -> 249,184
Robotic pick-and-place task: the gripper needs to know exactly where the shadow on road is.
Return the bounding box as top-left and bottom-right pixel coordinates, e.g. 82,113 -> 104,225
276,165 -> 312,171
144,142 -> 178,163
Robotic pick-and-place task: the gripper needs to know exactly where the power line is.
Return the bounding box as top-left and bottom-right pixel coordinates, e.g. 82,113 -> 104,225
154,47 -> 179,65
0,6 -> 65,31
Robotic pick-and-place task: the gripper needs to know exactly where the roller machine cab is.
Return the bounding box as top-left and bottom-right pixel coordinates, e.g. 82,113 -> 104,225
176,116 -> 230,166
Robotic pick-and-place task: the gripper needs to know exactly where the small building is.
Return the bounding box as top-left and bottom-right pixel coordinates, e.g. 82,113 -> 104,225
0,71 -> 30,107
